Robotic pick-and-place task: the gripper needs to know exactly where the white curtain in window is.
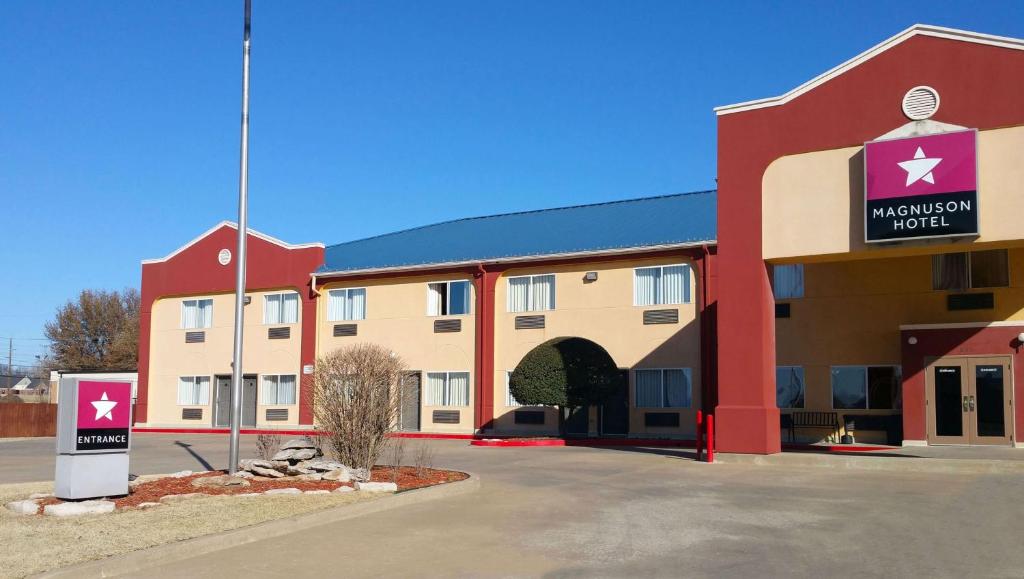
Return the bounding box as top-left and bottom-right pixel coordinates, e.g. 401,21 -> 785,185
635,370 -> 662,408
279,375 -> 297,405
508,277 -> 530,312
261,375 -> 279,405
182,299 -> 213,329
327,290 -> 346,321
773,264 -> 804,299
196,376 -> 210,404
177,377 -> 194,405
664,369 -> 691,408
634,267 -> 659,306
448,372 -> 470,406
178,376 -> 210,405
505,372 -> 520,406
532,275 -> 555,311
427,283 -> 444,316
662,266 -> 689,305
425,372 -> 445,406
348,288 -> 366,320
264,295 -> 282,324
281,294 -> 298,323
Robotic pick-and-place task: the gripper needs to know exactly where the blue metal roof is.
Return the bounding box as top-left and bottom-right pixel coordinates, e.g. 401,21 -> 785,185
319,190 -> 717,274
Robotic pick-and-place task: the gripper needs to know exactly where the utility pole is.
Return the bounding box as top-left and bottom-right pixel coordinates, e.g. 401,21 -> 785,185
7,338 -> 12,389
228,0 -> 253,475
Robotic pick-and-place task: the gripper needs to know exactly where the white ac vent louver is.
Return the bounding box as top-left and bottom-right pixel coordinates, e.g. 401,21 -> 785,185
902,86 -> 940,120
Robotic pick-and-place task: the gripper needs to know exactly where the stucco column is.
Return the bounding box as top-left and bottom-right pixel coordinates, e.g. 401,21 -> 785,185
298,284 -> 318,426
473,267 -> 500,432
135,307 -> 153,424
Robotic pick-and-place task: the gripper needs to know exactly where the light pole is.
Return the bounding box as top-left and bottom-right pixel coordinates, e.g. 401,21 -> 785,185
228,0 -> 252,475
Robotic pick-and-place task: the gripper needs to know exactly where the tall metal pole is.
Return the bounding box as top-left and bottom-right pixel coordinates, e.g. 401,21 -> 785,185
228,0 -> 252,475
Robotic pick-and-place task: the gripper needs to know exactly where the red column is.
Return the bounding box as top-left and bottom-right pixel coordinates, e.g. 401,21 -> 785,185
473,267 -> 500,432
135,307 -> 153,424
297,282 -> 318,425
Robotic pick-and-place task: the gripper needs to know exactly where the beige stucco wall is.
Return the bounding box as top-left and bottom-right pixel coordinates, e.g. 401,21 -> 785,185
763,125 -> 1024,262
146,289 -> 304,427
493,257 -> 702,437
317,273 -> 477,434
776,249 -> 1024,443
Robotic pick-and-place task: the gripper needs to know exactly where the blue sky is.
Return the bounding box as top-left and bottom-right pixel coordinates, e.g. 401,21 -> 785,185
2,1 -> 1022,366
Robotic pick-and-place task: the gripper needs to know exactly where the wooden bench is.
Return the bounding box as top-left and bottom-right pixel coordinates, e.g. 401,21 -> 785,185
780,411 -> 840,443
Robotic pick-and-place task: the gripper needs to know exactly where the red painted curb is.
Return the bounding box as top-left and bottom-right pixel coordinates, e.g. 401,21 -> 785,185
472,438 -> 566,447
132,427 -> 328,436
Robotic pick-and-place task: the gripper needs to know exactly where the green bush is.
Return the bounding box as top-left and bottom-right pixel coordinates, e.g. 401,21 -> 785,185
509,337 -> 623,413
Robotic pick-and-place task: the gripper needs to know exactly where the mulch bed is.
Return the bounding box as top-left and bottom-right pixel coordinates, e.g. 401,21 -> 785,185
36,466 -> 468,510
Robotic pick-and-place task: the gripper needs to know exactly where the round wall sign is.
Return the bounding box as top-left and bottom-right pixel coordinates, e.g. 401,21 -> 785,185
218,249 -> 232,266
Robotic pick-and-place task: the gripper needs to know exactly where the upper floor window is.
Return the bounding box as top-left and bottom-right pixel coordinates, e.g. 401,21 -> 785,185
327,288 -> 366,321
507,274 -> 555,313
261,374 -> 297,405
634,368 -> 691,408
773,264 -> 804,300
264,292 -> 299,324
932,250 -> 1009,291
428,281 -> 471,316
634,265 -> 691,306
776,366 -> 805,409
181,299 -> 213,329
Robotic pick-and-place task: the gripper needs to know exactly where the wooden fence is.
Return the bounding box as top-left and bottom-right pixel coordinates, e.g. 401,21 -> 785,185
0,403 -> 58,437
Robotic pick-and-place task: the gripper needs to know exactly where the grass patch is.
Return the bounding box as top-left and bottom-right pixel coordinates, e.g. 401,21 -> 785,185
0,481 -> 377,578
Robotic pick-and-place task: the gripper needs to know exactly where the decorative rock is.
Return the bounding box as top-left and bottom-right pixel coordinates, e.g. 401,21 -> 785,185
272,448 -> 317,462
136,502 -> 161,509
234,493 -> 262,498
264,488 -> 302,495
6,500 -> 39,515
348,467 -> 370,482
191,475 -> 251,489
286,465 -> 316,476
279,438 -> 317,450
321,468 -> 351,483
159,493 -> 205,504
43,500 -> 115,517
28,492 -> 53,500
234,471 -> 254,479
238,459 -> 275,471
333,486 -> 355,493
354,481 -> 398,493
169,470 -> 193,478
297,473 -> 323,482
251,466 -> 286,478
305,460 -> 347,472
303,489 -> 331,495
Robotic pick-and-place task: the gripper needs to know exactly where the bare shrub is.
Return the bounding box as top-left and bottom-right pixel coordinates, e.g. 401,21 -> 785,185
310,343 -> 406,474
388,437 -> 406,484
413,442 -> 435,478
254,433 -> 281,461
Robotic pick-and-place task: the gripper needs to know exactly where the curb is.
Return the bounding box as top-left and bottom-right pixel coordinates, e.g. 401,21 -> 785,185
35,472 -> 481,579
713,452 -> 1024,474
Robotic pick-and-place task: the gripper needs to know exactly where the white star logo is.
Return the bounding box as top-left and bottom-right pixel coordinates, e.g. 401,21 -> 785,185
897,146 -> 942,186
91,392 -> 117,421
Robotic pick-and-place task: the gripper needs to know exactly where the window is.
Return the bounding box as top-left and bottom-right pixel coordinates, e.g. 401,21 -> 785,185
505,371 -> 521,407
507,275 -> 555,312
427,281 -> 471,316
177,376 -> 210,405
932,250 -> 1009,290
776,366 -> 805,409
181,299 -> 213,329
425,372 -> 470,407
261,374 -> 297,405
773,264 -> 804,299
263,292 -> 299,324
327,288 -> 366,321
634,265 -> 691,306
831,366 -> 901,410
634,369 -> 691,408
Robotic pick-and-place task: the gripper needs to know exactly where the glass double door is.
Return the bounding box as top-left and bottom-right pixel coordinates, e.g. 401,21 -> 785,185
926,357 -> 1013,445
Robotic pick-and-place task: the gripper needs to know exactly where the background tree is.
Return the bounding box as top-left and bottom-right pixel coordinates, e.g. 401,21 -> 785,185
508,337 -> 623,435
309,343 -> 406,477
44,288 -> 139,372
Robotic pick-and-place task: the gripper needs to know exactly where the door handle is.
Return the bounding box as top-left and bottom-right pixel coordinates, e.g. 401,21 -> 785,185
963,396 -> 970,412
969,396 -> 976,412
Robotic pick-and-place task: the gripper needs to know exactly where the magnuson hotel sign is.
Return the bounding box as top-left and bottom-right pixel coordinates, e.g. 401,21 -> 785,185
864,129 -> 978,243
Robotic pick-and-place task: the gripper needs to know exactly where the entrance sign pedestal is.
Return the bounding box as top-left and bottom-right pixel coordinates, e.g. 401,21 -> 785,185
55,379 -> 133,500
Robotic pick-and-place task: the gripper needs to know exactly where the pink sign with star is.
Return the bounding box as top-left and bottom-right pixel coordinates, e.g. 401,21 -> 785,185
76,380 -> 132,429
865,130 -> 977,201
